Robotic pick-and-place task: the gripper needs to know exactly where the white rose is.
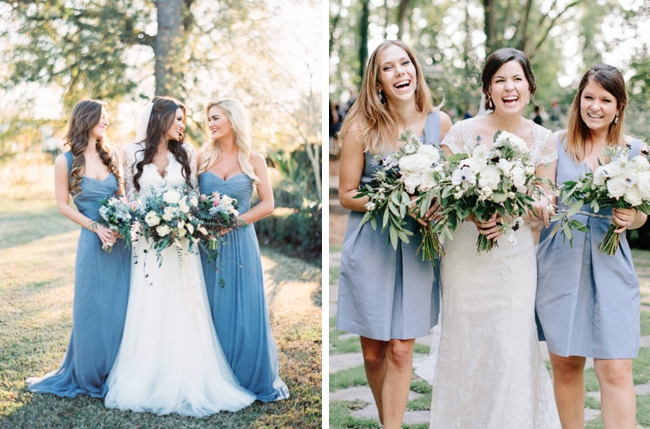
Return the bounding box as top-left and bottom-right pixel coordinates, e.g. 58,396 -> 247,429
221,195 -> 234,206
624,185 -> 643,206
593,166 -> 608,187
511,165 -> 527,192
417,173 -> 438,191
402,173 -> 420,194
189,196 -> 199,206
637,171 -> 650,198
145,211 -> 161,226
478,165 -> 501,190
417,145 -> 440,163
606,177 -> 627,199
163,190 -> 182,204
472,145 -> 489,162
163,206 -> 175,221
156,224 -> 171,236
497,158 -> 513,174
398,154 -> 432,172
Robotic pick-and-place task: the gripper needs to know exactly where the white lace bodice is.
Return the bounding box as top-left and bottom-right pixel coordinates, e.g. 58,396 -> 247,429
441,117 -> 558,168
123,142 -> 198,198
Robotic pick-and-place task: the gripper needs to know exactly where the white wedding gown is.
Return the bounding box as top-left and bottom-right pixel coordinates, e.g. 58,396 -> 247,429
104,142 -> 255,416
429,118 -> 561,428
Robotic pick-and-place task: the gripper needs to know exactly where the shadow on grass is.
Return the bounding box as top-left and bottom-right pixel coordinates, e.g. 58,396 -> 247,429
0,202 -> 77,251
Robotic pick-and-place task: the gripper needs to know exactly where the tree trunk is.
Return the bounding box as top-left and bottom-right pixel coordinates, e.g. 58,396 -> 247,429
396,0 -> 411,40
358,0 -> 370,81
483,0 -> 497,54
154,0 -> 184,96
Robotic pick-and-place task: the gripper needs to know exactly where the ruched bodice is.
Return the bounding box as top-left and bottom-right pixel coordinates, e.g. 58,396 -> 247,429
64,151 -> 119,221
199,173 -> 253,214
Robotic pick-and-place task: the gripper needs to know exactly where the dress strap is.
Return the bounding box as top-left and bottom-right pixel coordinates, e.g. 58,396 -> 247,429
421,111 -> 441,146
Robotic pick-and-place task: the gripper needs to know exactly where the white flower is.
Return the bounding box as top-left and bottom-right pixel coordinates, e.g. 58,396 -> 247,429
402,174 -> 420,194
478,165 -> 501,190
178,196 -> 190,213
607,177 -> 627,199
186,223 -> 194,234
364,201 -> 376,211
156,224 -> 171,236
163,206 -> 175,221
495,131 -> 528,152
399,154 -> 432,172
417,173 -> 438,191
593,166 -> 609,187
510,165 -> 527,192
221,195 -> 234,206
145,211 -> 161,226
478,186 -> 493,201
491,192 -> 509,203
177,220 -> 185,230
632,156 -> 650,172
451,166 -> 476,186
417,145 -> 441,163
624,185 -> 643,206
177,228 -> 187,237
472,145 -> 489,162
637,171 -> 650,197
497,158 -> 513,174
163,190 -> 182,204
198,226 -> 208,235
189,196 -> 199,206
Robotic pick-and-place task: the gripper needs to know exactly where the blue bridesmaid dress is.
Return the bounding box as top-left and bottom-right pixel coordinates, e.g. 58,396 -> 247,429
199,172 -> 289,402
536,137 -> 642,359
337,112 -> 442,341
27,151 -> 131,398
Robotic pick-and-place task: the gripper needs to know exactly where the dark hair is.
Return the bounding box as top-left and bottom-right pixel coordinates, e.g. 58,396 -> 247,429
133,96 -> 191,192
64,100 -> 120,196
564,64 -> 627,161
481,48 -> 536,110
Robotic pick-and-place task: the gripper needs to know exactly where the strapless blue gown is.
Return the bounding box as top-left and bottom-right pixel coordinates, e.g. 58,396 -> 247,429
199,172 -> 289,402
27,151 -> 131,398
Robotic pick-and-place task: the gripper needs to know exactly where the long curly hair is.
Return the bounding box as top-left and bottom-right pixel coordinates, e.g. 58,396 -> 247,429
339,40 -> 439,154
63,100 -> 120,197
132,96 -> 192,192
197,98 -> 259,185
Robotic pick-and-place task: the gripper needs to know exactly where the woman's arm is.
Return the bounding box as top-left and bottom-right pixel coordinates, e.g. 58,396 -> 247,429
237,152 -> 274,225
338,125 -> 369,212
613,208 -> 648,233
114,150 -> 126,197
54,154 -> 116,246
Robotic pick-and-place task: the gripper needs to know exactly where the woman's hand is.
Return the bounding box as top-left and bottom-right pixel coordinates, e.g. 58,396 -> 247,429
530,195 -> 554,228
93,224 -> 118,247
470,213 -> 504,241
613,207 -> 638,233
408,196 -> 442,226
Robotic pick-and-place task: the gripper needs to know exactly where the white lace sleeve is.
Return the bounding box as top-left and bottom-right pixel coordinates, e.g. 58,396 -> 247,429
440,119 -> 475,154
530,125 -> 558,168
184,143 -> 198,190
123,145 -> 136,199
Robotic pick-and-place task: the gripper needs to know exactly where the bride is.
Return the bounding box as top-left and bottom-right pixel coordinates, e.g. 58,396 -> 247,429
429,48 -> 560,428
104,96 -> 255,416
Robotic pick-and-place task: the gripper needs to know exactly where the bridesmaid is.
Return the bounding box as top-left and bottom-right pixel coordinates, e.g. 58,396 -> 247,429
537,64 -> 647,428
27,100 -> 131,398
197,98 -> 289,402
337,40 -> 451,429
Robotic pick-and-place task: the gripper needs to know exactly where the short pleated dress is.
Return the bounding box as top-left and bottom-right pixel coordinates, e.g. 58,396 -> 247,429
536,136 -> 642,359
337,111 -> 441,341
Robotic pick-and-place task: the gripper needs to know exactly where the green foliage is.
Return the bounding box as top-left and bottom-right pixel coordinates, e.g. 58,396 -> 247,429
330,365 -> 368,391
255,204 -> 322,263
269,147 -> 320,208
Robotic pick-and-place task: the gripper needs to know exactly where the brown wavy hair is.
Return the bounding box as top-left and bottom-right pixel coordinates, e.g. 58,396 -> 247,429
132,96 -> 192,192
339,40 -> 439,154
564,64 -> 627,161
63,100 -> 120,197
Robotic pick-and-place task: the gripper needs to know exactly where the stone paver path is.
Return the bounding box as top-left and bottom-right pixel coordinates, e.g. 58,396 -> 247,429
329,247 -> 650,428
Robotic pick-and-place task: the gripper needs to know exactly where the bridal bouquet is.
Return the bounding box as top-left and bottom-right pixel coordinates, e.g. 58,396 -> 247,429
355,130 -> 447,261
136,186 -> 201,265
192,191 -> 244,264
433,131 -> 544,253
550,145 -> 650,254
96,195 -> 139,252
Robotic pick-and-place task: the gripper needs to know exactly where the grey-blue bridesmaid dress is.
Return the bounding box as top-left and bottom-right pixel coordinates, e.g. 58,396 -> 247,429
536,137 -> 642,358
337,111 -> 442,341
27,151 -> 131,398
199,172 -> 289,402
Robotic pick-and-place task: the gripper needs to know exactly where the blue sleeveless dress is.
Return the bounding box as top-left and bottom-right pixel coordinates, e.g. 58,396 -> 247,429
536,137 -> 641,359
27,151 -> 131,398
337,112 -> 442,340
199,172 -> 290,402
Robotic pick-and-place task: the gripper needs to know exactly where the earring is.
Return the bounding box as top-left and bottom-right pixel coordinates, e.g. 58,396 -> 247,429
527,97 -> 530,105
614,113 -> 619,124
487,97 -> 494,110
378,90 -> 385,103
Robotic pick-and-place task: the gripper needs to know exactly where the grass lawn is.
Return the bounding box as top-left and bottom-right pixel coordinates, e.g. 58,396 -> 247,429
0,195 -> 322,428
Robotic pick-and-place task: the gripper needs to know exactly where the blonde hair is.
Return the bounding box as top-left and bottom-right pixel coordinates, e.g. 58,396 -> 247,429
565,64 -> 627,161
197,98 -> 259,185
339,40 -> 439,154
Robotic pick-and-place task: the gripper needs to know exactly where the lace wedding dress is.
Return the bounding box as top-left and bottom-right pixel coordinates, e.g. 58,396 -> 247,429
104,142 -> 255,416
429,118 -> 561,428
